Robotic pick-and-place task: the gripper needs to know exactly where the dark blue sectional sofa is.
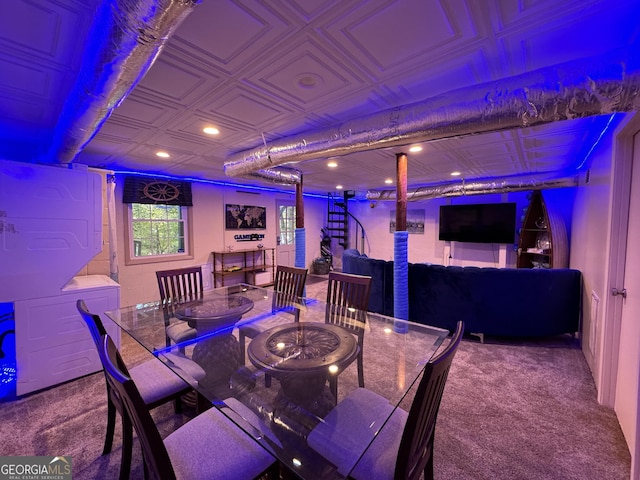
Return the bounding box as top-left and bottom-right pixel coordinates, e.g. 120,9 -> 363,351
342,249 -> 582,337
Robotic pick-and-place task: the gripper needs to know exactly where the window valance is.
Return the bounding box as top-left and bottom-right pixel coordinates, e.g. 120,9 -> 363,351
122,176 -> 193,206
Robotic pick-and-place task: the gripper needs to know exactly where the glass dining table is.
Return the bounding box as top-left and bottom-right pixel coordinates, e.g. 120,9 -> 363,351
105,283 -> 449,479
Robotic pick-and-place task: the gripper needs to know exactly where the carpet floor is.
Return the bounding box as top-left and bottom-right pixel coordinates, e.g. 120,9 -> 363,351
0,277 -> 630,479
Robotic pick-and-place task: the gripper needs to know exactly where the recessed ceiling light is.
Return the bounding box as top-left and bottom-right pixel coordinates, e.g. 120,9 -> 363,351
336,185 -> 343,190
385,178 -> 393,184
203,127 -> 220,135
451,171 -> 461,176
156,151 -> 170,158
327,161 -> 338,168
409,145 -> 423,153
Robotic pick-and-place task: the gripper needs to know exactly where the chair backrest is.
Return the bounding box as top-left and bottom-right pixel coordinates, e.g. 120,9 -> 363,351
325,272 -> 372,331
272,265 -> 308,315
76,299 -> 107,350
98,334 -> 177,480
156,266 -> 204,303
395,320 -> 464,480
77,299 -> 129,427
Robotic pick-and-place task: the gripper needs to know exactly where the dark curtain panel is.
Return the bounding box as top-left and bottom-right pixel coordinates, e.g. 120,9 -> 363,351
122,176 -> 193,206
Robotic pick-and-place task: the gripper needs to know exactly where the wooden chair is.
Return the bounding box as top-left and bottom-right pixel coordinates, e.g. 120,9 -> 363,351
238,265 -> 307,360
271,265 -> 309,320
325,271 -> 372,399
97,333 -> 277,480
308,321 -> 464,480
156,266 -> 204,346
238,265 -> 307,386
76,300 -> 205,480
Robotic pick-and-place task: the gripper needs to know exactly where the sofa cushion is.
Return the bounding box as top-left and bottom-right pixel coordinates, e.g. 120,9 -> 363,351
409,264 -> 477,332
472,267 -> 582,336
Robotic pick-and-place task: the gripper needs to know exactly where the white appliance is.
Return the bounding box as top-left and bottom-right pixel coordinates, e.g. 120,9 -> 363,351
14,275 -> 120,394
0,160 -> 121,395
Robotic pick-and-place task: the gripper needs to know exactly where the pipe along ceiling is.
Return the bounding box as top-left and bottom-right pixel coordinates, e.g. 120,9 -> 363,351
224,47 -> 640,197
43,0 -> 200,166
366,172 -> 581,203
44,1 -> 640,197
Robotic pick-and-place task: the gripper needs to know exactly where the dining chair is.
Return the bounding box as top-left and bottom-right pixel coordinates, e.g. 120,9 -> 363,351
325,271 -> 372,399
238,265 -> 307,360
156,266 -> 204,346
76,300 -> 205,480
270,265 -> 309,320
98,333 -> 277,480
308,321 -> 464,480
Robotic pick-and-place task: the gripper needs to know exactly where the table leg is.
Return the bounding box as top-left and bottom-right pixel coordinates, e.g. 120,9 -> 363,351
271,374 -> 335,436
192,334 -> 242,397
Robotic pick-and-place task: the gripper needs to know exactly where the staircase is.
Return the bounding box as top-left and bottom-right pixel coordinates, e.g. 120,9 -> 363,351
326,191 -> 351,248
325,190 -> 365,252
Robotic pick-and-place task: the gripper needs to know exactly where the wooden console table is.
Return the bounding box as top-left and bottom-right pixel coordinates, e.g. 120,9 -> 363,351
212,248 -> 275,288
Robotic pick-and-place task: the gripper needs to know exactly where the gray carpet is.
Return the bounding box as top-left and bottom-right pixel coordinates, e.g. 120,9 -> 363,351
305,274 -> 330,285
0,277 -> 630,479
435,339 -> 629,480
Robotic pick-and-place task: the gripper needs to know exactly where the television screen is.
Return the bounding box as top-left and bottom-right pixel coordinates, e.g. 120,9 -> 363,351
439,203 -> 516,244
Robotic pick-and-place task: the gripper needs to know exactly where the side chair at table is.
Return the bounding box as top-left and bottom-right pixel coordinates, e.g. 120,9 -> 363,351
156,266 -> 204,347
308,321 -> 464,480
270,264 -> 309,320
76,300 -> 205,480
325,271 -> 372,399
238,265 -> 307,386
237,264 -> 308,361
98,333 -> 277,480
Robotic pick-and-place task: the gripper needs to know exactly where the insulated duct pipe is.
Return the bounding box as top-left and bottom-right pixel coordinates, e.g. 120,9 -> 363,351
242,167 -> 302,185
43,0 -> 200,165
224,48 -> 640,177
366,172 -> 581,202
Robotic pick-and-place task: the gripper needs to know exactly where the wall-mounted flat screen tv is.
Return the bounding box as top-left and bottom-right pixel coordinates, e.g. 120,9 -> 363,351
439,203 -> 516,244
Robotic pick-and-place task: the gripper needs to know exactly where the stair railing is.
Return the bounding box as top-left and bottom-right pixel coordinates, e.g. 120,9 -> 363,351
345,209 -> 366,253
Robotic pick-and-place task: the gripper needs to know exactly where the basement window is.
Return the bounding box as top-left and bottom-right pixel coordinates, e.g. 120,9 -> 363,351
124,204 -> 193,265
121,175 -> 194,265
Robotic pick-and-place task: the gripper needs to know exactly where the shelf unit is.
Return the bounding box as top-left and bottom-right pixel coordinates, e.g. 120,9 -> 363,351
517,190 -> 568,269
212,248 -> 275,288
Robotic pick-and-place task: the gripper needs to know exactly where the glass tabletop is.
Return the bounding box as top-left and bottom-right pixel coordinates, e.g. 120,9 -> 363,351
105,283 -> 449,479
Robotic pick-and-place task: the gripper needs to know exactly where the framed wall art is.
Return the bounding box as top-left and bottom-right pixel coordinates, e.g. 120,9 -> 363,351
389,209 -> 425,234
225,204 -> 267,230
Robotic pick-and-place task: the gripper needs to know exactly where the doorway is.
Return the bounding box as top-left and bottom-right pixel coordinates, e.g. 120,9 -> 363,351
603,112 -> 640,479
614,131 -> 640,478
276,200 -> 295,267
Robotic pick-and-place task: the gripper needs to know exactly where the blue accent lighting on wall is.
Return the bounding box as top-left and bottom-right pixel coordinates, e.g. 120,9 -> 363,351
0,302 -> 16,402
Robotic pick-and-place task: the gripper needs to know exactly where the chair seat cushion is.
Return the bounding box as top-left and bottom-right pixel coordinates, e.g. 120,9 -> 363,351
130,359 -> 190,405
238,316 -> 281,339
308,387 -> 407,478
166,321 -> 197,343
164,406 -> 275,479
222,397 -> 283,451
164,352 -> 206,383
